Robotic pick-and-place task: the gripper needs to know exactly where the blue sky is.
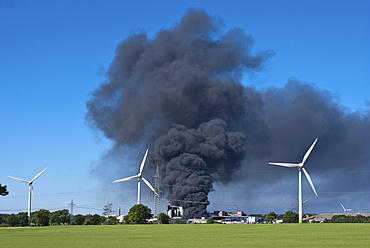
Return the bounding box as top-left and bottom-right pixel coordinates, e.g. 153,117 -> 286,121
1,0 -> 369,216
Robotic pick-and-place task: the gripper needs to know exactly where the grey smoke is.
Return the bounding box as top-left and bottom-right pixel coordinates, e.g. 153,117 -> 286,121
258,80 -> 370,182
86,9 -> 370,217
154,119 -> 245,217
86,9 -> 271,146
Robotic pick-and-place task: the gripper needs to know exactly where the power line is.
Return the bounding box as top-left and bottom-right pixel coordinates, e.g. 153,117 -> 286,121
3,198 -> 369,213
5,185 -> 370,200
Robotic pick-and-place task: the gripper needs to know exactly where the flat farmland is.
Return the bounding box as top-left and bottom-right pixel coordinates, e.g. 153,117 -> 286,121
1,223 -> 369,247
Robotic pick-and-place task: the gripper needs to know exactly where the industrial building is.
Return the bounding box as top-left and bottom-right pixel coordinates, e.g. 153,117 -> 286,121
209,211 -> 267,224
166,205 -> 184,220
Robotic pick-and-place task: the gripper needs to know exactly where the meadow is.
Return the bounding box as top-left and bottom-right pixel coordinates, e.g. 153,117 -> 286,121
1,223 -> 369,247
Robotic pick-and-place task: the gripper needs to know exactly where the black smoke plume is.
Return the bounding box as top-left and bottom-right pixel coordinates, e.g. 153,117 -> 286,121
86,9 -> 271,217
154,119 -> 245,217
87,9 -> 370,216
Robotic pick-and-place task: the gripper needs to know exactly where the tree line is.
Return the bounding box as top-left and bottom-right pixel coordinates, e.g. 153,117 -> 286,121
324,215 -> 370,223
0,209 -> 122,227
0,204 -> 172,227
1,209 -> 71,227
11,203 -> 369,226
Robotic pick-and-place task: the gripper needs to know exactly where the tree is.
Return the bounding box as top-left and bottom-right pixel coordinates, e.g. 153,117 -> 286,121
17,212 -> 29,226
0,184 -> 9,196
50,209 -> 70,225
30,212 -> 37,226
265,211 -> 277,223
90,214 -> 102,225
59,213 -> 70,225
84,214 -> 92,225
283,211 -> 299,223
158,213 -> 171,224
0,215 -> 7,225
174,219 -> 185,224
108,216 -> 118,225
6,214 -> 18,227
74,214 -> 85,225
103,203 -> 113,224
35,209 -> 50,226
207,217 -> 214,224
124,204 -> 153,224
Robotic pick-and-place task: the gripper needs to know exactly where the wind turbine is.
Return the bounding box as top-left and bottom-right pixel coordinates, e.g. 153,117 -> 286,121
233,202 -> 241,212
8,167 -> 48,224
113,149 -> 159,204
341,204 -> 353,213
269,138 -> 319,223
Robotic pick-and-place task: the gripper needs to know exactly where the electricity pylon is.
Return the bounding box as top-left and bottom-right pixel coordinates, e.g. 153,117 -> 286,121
152,165 -> 163,217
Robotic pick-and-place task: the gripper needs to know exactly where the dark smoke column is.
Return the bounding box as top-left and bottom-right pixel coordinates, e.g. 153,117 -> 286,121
86,9 -> 271,218
154,119 -> 246,218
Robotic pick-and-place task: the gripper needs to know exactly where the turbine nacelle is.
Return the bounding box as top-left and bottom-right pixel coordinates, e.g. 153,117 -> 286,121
269,138 -> 318,197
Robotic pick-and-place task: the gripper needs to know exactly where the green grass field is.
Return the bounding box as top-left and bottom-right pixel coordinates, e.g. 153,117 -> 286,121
1,223 -> 369,247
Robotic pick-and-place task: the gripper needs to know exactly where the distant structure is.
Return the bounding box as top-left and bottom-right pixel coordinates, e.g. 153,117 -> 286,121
68,199 -> 76,225
152,165 -> 163,217
166,205 -> 184,220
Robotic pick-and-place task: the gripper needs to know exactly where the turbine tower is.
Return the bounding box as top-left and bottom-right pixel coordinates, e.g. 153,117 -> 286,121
269,138 -> 319,223
8,167 -> 48,224
113,149 -> 159,204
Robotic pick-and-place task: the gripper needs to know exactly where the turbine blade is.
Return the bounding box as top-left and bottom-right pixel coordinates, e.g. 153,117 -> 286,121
31,167 -> 48,183
8,176 -> 29,183
139,149 -> 149,175
141,177 -> 159,197
269,162 -> 299,168
31,185 -> 36,205
341,204 -> 345,210
302,138 -> 318,164
112,175 -> 138,183
302,168 -> 318,196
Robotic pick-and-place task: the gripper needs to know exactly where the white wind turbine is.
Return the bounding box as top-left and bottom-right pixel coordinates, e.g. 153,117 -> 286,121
8,167 -> 48,224
113,149 -> 159,204
341,204 -> 353,213
269,138 -> 319,223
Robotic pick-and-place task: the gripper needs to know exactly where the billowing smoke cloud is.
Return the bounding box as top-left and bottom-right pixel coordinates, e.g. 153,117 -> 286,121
86,9 -> 271,147
86,9 -> 370,216
86,9 -> 271,217
154,119 -> 245,217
